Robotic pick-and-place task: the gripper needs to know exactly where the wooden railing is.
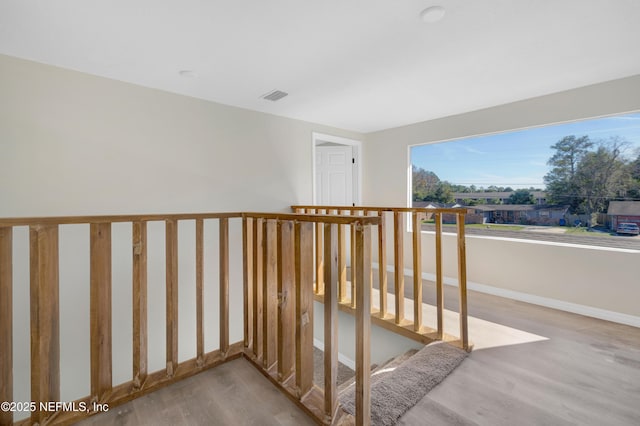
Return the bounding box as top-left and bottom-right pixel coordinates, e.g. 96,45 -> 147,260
0,213 -> 245,426
0,208 -> 468,426
241,212 -> 379,425
291,206 -> 470,351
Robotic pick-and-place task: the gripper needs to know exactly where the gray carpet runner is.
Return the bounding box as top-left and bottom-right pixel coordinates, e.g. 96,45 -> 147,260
339,342 -> 468,426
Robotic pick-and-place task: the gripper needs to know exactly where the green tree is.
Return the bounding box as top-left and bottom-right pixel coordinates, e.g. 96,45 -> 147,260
505,189 -> 535,204
574,138 -> 631,216
412,165 -> 440,201
626,148 -> 640,199
412,166 -> 454,203
427,182 -> 453,203
630,148 -> 640,180
544,135 -> 594,212
450,184 -> 470,193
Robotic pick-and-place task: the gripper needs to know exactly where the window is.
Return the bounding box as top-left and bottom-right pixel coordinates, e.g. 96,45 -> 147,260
410,112 -> 640,248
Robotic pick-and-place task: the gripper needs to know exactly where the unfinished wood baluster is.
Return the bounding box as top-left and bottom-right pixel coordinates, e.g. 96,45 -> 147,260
323,222 -> 339,421
195,219 -> 204,366
277,221 -> 295,382
165,219 -> 178,377
132,221 -> 148,389
377,211 -> 387,318
435,213 -> 444,339
0,227 -> 13,426
368,212 -> 375,306
338,212 -> 347,303
220,218 -> 230,357
252,218 -> 263,360
29,224 -> 60,425
315,210 -> 324,295
243,217 -> 253,351
295,221 -> 314,398
350,210 -> 357,308
412,212 -> 423,332
393,211 -> 405,324
355,222 -> 372,426
90,223 -> 113,401
457,213 -> 469,350
263,220 -> 278,370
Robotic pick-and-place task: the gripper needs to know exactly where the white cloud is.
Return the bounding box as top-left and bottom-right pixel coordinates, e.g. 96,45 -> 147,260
463,145 -> 487,154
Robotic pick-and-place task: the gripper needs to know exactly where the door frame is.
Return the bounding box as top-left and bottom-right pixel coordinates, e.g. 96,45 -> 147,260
312,132 -> 362,205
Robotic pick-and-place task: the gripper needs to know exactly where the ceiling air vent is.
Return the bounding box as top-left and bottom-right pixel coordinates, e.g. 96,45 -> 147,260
261,90 -> 288,101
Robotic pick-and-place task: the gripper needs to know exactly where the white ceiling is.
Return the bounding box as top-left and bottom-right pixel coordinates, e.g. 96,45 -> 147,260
1,0 -> 640,133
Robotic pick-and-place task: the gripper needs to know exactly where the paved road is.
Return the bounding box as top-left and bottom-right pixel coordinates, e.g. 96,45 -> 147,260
421,224 -> 640,250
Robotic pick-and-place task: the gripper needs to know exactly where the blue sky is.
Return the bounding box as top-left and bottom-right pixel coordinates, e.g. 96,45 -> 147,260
411,112 -> 640,189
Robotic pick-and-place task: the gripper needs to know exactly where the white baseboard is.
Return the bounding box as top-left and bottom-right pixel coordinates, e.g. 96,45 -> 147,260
372,262 -> 640,328
313,338 -> 356,370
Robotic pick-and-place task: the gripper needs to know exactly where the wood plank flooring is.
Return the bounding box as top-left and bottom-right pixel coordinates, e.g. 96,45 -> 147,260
399,287 -> 640,426
75,358 -> 316,426
76,283 -> 640,426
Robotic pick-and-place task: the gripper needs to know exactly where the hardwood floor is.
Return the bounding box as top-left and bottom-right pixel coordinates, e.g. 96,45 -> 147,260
75,358 -> 316,426
76,285 -> 640,426
399,287 -> 640,426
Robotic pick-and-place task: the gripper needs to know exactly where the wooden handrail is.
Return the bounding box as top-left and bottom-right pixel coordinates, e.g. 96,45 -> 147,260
292,205 -> 468,214
1,213 -> 244,425
244,211 -> 380,225
1,208 -> 465,426
242,212 -> 377,425
292,205 -> 471,352
0,212 -> 243,227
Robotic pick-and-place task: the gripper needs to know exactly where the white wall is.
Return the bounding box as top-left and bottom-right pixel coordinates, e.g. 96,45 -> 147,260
0,54 -> 363,217
312,303 -> 423,369
418,232 -> 640,321
0,54 -> 362,417
363,75 -> 640,323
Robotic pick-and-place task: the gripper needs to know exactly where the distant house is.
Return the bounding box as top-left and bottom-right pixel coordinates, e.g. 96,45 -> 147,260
468,204 -> 568,225
413,201 -> 567,225
607,201 -> 640,229
413,201 -> 441,209
452,191 -> 547,205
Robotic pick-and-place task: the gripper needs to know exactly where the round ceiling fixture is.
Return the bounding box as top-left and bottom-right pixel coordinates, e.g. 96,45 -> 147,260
420,5 -> 445,23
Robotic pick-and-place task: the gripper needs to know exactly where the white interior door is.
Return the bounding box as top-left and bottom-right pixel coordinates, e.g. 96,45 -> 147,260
316,145 -> 353,206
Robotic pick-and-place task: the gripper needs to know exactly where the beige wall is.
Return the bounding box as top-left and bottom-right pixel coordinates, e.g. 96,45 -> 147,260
421,232 -> 639,319
0,54 -> 362,217
0,54 -> 363,415
363,75 -> 640,322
